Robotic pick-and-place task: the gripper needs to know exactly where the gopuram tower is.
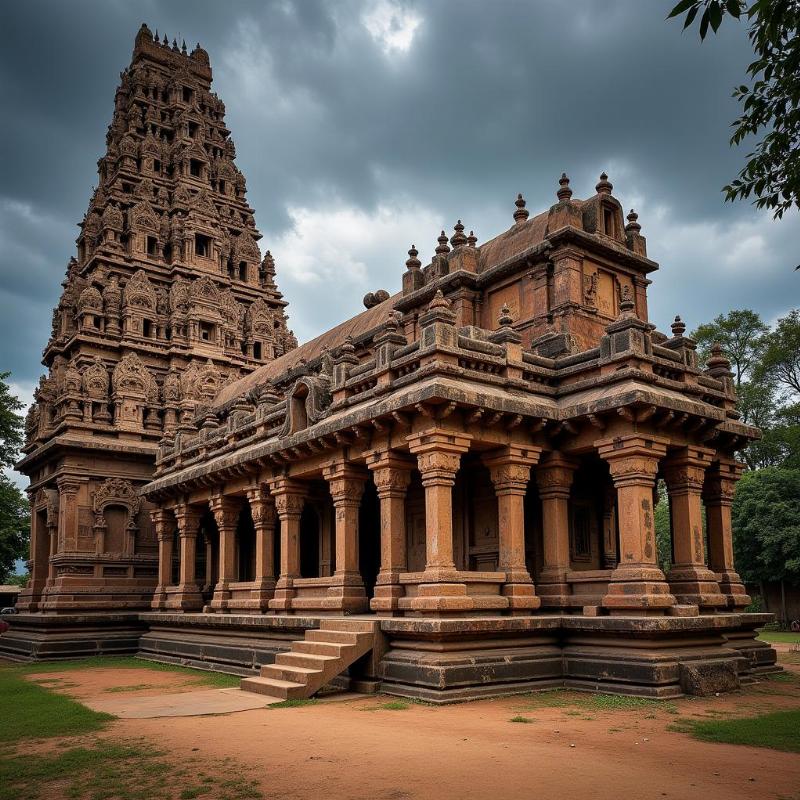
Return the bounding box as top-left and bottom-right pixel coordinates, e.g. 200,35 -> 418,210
16,24 -> 296,615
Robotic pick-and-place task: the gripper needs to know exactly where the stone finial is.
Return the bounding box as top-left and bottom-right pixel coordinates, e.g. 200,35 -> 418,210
498,303 -> 514,327
513,193 -> 529,224
428,288 -> 451,311
557,173 -> 572,201
450,220 -> 467,248
706,342 -> 731,372
406,244 -> 421,270
671,315 -> 686,337
162,34 -> 169,46
595,172 -> 613,195
435,230 -> 451,255
181,40 -> 188,54
625,209 -> 641,234
467,230 -> 477,247
172,38 -> 179,52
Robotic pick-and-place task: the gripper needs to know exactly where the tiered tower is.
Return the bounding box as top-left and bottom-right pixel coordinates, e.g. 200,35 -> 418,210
17,24 -> 295,613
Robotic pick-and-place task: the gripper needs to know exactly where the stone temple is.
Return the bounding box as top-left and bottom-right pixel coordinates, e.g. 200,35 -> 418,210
2,25 -> 777,702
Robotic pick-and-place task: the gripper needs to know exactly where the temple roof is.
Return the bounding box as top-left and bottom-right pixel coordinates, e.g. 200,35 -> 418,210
214,291 -> 398,407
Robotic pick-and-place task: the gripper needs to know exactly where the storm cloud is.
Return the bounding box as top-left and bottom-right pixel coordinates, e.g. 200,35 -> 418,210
1,0 -> 798,408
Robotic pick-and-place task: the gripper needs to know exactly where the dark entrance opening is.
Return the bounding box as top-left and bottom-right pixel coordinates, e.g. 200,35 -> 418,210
358,480 -> 381,599
299,503 -> 320,578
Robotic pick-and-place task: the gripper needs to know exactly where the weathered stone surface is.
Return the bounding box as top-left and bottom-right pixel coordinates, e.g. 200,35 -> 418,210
679,660 -> 740,696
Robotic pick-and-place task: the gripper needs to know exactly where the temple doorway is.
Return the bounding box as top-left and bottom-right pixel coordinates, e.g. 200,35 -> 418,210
358,481 -> 380,599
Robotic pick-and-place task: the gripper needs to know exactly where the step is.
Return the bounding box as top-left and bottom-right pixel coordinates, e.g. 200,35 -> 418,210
276,652 -> 339,670
293,640 -> 348,658
319,619 -> 380,634
260,663 -> 324,683
240,676 -> 305,700
306,629 -> 362,645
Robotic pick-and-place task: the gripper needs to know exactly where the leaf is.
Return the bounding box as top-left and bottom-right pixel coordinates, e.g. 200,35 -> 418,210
699,9 -> 710,38
668,0 -> 699,20
683,5 -> 700,28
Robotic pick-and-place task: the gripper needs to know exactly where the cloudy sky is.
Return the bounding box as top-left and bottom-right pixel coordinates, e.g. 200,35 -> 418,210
1,0 -> 798,413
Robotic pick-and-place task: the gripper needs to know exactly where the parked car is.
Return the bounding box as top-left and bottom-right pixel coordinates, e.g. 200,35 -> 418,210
0,607 -> 17,615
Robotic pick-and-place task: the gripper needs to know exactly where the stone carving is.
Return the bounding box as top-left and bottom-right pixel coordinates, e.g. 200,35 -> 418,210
82,357 -> 109,400
123,269 -> 156,310
112,352 -> 158,402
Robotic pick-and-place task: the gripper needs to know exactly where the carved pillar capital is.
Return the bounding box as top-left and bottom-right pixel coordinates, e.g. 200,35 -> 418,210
702,458 -> 744,507
209,491 -> 240,531
246,486 -> 277,529
484,445 -> 542,493
268,478 -> 308,519
534,451 -> 578,498
173,502 -> 202,538
407,431 -> 471,485
323,461 -> 368,507
596,435 -> 669,487
662,445 -> 715,495
149,507 -> 176,541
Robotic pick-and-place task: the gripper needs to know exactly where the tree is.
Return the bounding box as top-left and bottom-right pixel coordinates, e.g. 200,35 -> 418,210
654,480 -> 673,574
691,309 -> 768,386
0,475 -> 29,583
0,372 -> 28,583
0,371 -> 24,470
732,467 -> 800,623
668,0 -> 800,219
760,309 -> 800,396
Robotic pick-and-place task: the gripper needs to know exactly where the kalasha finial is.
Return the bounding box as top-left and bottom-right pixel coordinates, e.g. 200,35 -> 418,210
498,303 -> 514,327
162,34 -> 169,46
181,40 -> 187,54
706,341 -> 732,373
595,172 -> 613,195
405,244 -> 421,271
557,173 -> 572,202
671,315 -> 686,337
467,230 -> 477,247
625,208 -> 641,234
451,220 -> 467,248
513,193 -> 529,224
435,230 -> 451,255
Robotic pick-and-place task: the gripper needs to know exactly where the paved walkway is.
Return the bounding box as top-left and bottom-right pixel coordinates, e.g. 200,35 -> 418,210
86,687 -> 282,719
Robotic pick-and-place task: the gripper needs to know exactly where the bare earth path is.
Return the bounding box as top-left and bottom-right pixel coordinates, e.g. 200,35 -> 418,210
25,655 -> 800,800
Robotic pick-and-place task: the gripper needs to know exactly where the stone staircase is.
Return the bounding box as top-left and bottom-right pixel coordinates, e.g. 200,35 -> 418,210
240,619 -> 377,700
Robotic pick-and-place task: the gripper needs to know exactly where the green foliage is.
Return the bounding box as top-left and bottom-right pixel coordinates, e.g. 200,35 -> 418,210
691,309 -> 768,386
0,373 -> 28,583
0,474 -> 29,583
669,0 -> 800,220
6,571 -> 29,587
760,309 -> 800,396
0,372 -> 23,471
654,480 -> 672,574
732,467 -> 800,584
670,709 -> 800,752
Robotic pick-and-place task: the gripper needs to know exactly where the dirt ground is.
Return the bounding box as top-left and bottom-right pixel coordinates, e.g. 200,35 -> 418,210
25,650 -> 800,800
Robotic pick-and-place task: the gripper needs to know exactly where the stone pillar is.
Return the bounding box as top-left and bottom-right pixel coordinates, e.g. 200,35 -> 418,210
704,459 -> 751,610
534,452 -> 577,609
366,451 -> 413,615
209,493 -> 240,612
597,436 -> 676,615
407,431 -> 472,613
484,445 -> 543,614
267,478 -> 307,613
173,503 -> 203,611
150,508 -> 175,610
247,486 -> 277,612
663,446 -> 726,611
57,477 -> 82,552
323,461 -> 369,613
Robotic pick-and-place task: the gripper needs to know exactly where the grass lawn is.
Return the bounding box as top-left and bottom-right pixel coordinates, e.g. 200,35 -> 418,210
758,630 -> 800,645
670,709 -> 800,753
0,658 -> 261,800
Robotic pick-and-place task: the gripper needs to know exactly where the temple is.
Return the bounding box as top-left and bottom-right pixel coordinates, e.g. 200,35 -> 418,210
2,25 -> 777,702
